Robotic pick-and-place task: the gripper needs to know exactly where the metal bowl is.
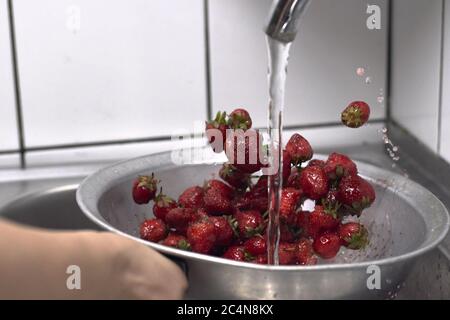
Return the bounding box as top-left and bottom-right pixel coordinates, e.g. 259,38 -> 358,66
77,149 -> 449,299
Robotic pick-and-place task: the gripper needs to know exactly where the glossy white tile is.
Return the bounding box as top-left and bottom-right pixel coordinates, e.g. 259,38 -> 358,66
13,0 -> 207,147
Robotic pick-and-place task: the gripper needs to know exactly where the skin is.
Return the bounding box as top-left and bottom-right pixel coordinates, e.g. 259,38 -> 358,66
0,220 -> 187,299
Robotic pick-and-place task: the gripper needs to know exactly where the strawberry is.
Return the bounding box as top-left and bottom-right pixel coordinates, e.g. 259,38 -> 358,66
279,187 -> 303,223
308,205 -> 340,237
235,192 -> 268,214
313,232 -> 341,259
286,168 -> 301,189
194,207 -> 209,221
209,216 -> 235,247
162,233 -> 191,250
338,175 -> 376,215
140,218 -> 168,243
295,238 -> 317,265
296,211 -> 312,237
341,101 -> 371,128
204,188 -> 233,215
282,150 -> 292,184
132,174 -> 158,204
228,108 -> 252,130
225,128 -> 264,174
165,207 -> 195,235
187,219 -> 217,254
244,236 -> 267,256
234,210 -> 265,239
153,192 -> 177,221
205,111 -> 229,153
307,159 -> 326,168
252,175 -> 269,197
278,242 -> 297,265
323,153 -> 358,180
222,246 -> 247,261
178,186 -> 204,209
300,166 -> 329,200
285,133 -> 313,166
254,254 -> 268,264
204,179 -> 234,199
280,222 -> 300,242
219,163 -> 251,190
339,222 -> 369,250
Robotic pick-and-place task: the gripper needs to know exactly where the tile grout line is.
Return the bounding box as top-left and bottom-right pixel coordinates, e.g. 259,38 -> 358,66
437,0 -> 446,153
203,0 -> 213,121
7,0 -> 26,169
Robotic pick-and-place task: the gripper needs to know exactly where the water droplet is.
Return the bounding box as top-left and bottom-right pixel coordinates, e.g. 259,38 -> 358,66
383,138 -> 390,144
356,67 -> 365,77
377,96 -> 385,104
392,146 -> 399,152
382,127 -> 388,133
365,76 -> 372,84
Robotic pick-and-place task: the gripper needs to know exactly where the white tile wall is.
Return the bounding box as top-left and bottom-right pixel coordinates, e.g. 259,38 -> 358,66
0,0 -> 19,152
441,0 -> 450,163
209,0 -> 387,128
391,0 -> 443,152
13,0 -> 207,148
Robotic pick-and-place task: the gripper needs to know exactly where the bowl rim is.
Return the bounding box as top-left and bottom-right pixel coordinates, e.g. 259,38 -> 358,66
76,148 -> 450,272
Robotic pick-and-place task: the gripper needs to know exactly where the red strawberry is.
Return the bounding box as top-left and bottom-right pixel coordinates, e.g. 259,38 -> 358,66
307,159 -> 326,168
286,168 -> 301,189
300,166 -> 329,200
165,207 -> 195,235
187,219 -> 217,254
296,238 -> 317,265
308,205 -> 340,237
338,175 -> 376,215
313,232 -> 341,259
285,133 -> 313,166
279,187 -> 303,223
204,188 -> 233,215
205,111 -> 229,153
341,101 -> 371,128
228,108 -> 252,130
225,128 -> 264,174
219,163 -> 251,190
162,233 -> 191,250
323,153 -> 358,180
296,211 -> 312,237
140,218 -> 168,243
222,246 -> 247,261
132,174 -> 158,204
254,254 -> 268,264
178,186 -> 204,209
194,208 -> 209,221
234,210 -> 265,239
282,150 -> 292,184
209,216 -> 235,247
278,242 -> 297,265
252,175 -> 269,197
205,179 -> 234,199
153,192 -> 177,221
280,222 -> 299,242
244,236 -> 267,256
339,222 -> 369,250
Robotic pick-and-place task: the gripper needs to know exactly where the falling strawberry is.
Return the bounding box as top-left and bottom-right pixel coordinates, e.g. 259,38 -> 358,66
140,218 -> 168,243
209,216 -> 235,247
339,222 -> 369,250
300,166 -> 329,200
279,187 -> 303,223
222,246 -> 247,261
295,238 -> 317,265
285,133 -> 313,166
224,128 -> 265,174
178,186 -> 204,209
162,233 -> 191,250
153,191 -> 177,221
244,236 -> 267,256
205,111 -> 229,153
234,210 -> 265,239
323,152 -> 358,180
338,175 -> 376,215
165,207 -> 196,235
132,174 -> 158,204
219,163 -> 251,190
341,101 -> 371,128
313,232 -> 341,259
228,108 -> 252,130
187,219 -> 217,254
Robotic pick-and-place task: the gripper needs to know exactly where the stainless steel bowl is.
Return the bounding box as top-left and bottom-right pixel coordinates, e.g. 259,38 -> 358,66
77,149 -> 449,299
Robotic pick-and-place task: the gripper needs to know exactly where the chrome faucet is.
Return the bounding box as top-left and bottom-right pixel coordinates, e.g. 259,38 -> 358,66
265,0 -> 311,43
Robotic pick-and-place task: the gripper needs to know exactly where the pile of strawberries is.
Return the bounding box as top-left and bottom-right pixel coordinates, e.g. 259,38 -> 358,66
133,108 -> 375,265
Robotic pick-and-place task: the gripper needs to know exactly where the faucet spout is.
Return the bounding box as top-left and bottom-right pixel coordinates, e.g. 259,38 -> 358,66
265,0 -> 311,43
